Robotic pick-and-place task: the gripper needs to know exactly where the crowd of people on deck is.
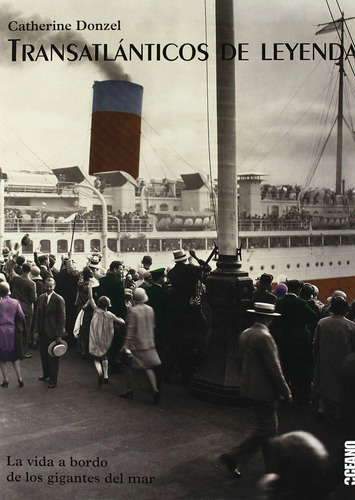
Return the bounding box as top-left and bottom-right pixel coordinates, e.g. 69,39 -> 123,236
4,208 -> 152,232
0,243 -> 354,497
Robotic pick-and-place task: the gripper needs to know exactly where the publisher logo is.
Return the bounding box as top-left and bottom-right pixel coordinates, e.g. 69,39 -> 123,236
344,441 -> 355,486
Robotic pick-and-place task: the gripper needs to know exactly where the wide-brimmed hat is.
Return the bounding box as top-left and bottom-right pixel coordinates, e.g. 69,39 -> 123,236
173,249 -> 187,262
133,288 -> 148,303
48,340 -> 68,358
247,302 -> 281,317
87,255 -> 101,269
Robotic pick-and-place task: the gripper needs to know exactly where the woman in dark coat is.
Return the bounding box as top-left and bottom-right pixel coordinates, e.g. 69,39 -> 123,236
0,282 -> 26,387
76,267 -> 94,358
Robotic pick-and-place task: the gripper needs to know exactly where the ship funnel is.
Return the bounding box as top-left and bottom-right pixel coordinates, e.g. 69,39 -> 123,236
89,80 -> 143,179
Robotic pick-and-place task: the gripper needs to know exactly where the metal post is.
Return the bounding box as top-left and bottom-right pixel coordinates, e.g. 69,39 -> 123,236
191,0 -> 253,405
77,184 -> 108,269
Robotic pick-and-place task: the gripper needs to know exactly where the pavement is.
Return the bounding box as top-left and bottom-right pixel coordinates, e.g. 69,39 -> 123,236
0,345 -> 351,500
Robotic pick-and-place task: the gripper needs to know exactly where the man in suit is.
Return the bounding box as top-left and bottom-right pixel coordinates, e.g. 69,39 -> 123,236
220,302 -> 292,478
146,268 -> 171,388
166,249 -> 210,384
33,277 -> 66,388
275,279 -> 318,405
252,273 -> 276,305
11,262 -> 37,356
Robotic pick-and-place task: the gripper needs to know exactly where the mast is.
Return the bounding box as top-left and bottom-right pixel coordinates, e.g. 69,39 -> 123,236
336,13 -> 344,195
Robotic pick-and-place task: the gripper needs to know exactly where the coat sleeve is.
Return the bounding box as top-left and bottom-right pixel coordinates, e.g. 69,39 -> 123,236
123,308 -> 137,349
259,335 -> 291,400
313,322 -> 321,359
34,295 -> 44,333
54,295 -> 66,338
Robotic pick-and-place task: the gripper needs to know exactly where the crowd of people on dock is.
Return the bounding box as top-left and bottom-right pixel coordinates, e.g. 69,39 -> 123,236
0,244 -> 354,498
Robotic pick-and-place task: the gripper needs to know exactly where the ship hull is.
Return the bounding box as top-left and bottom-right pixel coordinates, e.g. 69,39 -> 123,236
8,227 -> 354,304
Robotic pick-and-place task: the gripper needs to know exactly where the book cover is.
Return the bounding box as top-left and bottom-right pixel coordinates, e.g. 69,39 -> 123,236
0,1 -> 354,499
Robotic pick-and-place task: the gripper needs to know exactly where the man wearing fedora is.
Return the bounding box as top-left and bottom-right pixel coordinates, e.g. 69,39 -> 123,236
33,277 -> 66,388
220,302 -> 292,478
166,249 -> 210,385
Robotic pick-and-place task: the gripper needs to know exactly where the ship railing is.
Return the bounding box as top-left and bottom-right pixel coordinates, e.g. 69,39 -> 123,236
238,220 -> 308,231
3,217 -> 154,233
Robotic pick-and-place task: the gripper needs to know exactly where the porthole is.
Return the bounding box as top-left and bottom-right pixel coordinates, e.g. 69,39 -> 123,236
306,263 -> 310,267
271,265 -> 275,269
316,262 -> 319,267
260,265 -> 265,270
286,264 -> 290,269
338,261 -> 342,265
320,262 -> 324,267
249,266 -> 254,271
329,262 -> 333,266
347,260 -> 350,265
296,263 -> 300,268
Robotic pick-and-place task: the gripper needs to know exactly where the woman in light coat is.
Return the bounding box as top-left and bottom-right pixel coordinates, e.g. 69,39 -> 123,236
120,288 -> 161,404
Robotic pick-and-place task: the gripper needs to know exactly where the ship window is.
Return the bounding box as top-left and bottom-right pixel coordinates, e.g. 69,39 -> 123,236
260,266 -> 265,270
22,240 -> 33,254
121,238 -> 147,253
40,240 -> 51,253
329,262 -> 333,266
306,263 -> 310,267
90,239 -> 101,252
271,265 -> 275,269
148,239 -> 160,252
287,264 -> 290,268
324,235 -> 341,246
338,261 -> 342,265
249,266 -> 254,271
57,240 -> 68,253
290,236 -> 309,247
316,262 -> 319,266
160,203 -> 169,211
74,239 -> 84,253
207,238 -> 216,250
248,237 -> 268,249
107,239 -> 117,252
271,205 -> 279,216
310,236 -> 322,247
270,237 -> 288,248
296,263 -> 300,268
342,235 -> 355,245
320,262 -> 324,267
347,260 -> 350,265
239,237 -> 247,249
